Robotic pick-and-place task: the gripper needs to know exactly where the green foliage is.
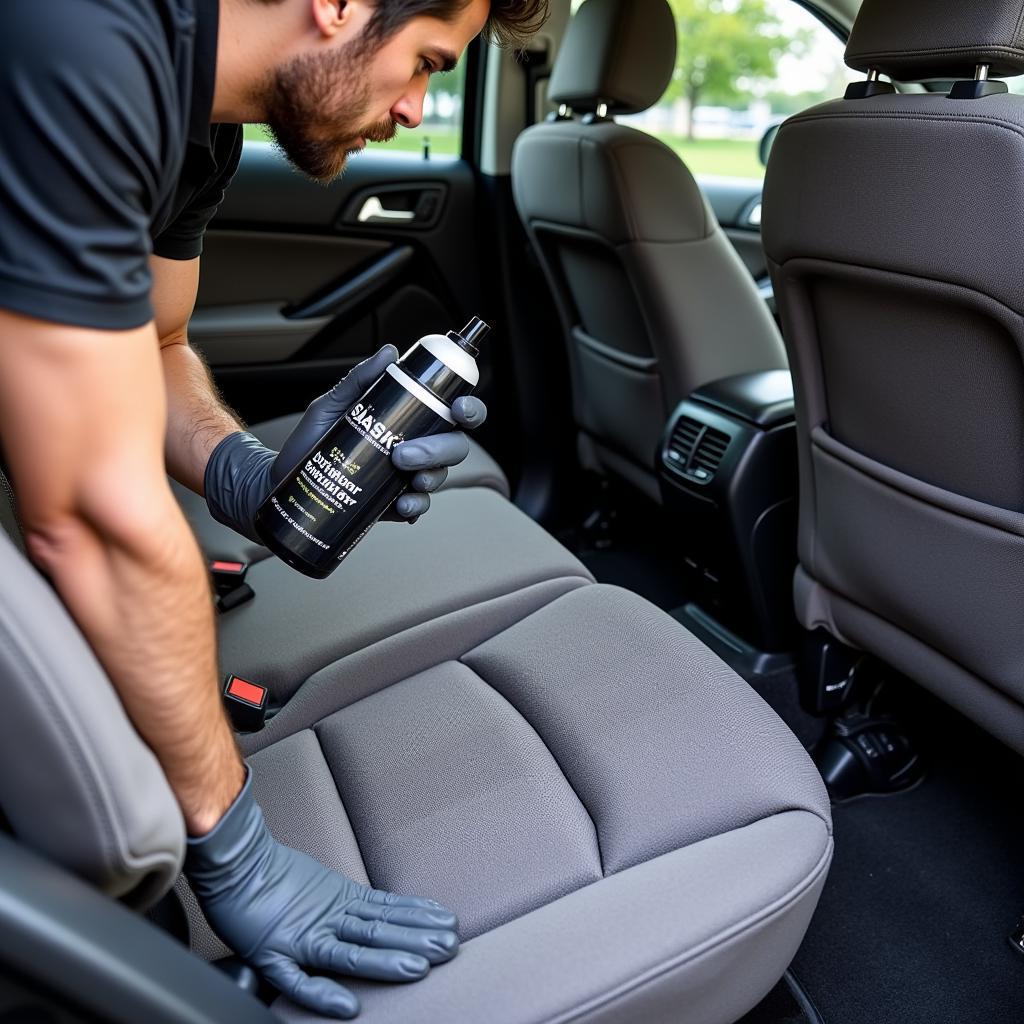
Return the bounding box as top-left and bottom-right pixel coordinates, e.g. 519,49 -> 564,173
665,137 -> 764,179
667,0 -> 808,127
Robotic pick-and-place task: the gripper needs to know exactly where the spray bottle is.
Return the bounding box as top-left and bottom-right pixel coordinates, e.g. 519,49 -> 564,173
253,317 -> 490,579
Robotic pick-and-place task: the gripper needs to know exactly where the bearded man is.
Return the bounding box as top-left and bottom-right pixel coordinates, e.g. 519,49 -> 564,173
0,0 -> 546,1018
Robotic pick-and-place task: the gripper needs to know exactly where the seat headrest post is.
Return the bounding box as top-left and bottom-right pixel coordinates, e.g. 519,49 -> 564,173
844,68 -> 896,101
948,67 -> 1009,99
846,0 -> 1024,81
547,0 -> 677,117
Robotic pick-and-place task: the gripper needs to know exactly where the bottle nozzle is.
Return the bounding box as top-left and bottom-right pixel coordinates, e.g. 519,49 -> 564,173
448,316 -> 490,356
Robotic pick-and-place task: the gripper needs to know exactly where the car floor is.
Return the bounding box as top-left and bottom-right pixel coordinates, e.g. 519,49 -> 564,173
566,494 -> 1024,1024
788,700 -> 1024,1024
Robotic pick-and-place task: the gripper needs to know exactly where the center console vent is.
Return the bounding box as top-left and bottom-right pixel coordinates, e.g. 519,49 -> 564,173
694,427 -> 730,477
667,416 -> 702,463
665,417 -> 731,484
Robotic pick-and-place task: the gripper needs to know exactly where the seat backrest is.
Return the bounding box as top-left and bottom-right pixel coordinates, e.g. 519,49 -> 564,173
0,474 -> 185,907
512,0 -> 786,501
762,0 -> 1024,753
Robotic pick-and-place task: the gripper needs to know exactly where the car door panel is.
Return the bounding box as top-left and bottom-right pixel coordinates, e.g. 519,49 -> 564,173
198,144 -> 490,427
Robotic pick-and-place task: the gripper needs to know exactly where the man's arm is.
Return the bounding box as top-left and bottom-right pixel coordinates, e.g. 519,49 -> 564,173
0,308 -> 244,835
151,255 -> 242,494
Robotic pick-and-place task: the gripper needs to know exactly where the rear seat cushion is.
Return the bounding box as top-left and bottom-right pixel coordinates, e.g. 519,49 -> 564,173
172,419 -> 509,567
185,583 -> 832,1024
217,488 -> 594,702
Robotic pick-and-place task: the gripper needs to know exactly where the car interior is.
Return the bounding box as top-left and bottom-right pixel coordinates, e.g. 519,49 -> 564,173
0,0 -> 1022,1021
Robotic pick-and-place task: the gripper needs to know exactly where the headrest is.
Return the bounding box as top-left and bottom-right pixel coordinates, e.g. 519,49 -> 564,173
0,530 -> 185,909
548,0 -> 677,116
846,0 -> 1024,80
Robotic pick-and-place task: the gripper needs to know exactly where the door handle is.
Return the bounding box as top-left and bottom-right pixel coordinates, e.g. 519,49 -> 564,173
357,196 -> 417,224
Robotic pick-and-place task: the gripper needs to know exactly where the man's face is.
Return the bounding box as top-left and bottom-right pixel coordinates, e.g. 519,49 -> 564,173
263,0 -> 490,181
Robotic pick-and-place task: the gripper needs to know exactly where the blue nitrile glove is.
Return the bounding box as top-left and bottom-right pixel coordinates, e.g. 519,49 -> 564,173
185,771 -> 459,1020
204,346 -> 487,542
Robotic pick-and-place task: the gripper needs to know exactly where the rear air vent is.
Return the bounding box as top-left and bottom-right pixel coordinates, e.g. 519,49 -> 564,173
664,418 -> 731,484
667,416 -> 702,465
693,428 -> 730,476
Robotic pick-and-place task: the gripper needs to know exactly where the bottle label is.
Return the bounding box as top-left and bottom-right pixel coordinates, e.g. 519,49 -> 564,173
255,370 -> 451,573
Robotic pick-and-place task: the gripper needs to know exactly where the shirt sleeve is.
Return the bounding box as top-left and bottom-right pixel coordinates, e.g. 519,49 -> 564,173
0,6 -> 168,330
152,126 -> 244,262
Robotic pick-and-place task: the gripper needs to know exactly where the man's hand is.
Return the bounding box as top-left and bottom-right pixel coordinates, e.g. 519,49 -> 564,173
204,346 -> 487,542
186,771 -> 459,1020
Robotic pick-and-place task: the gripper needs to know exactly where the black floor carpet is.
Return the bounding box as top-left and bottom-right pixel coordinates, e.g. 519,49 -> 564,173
790,698 -> 1024,1024
560,484 -> 692,612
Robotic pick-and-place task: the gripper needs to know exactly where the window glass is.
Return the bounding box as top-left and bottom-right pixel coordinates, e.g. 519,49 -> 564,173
243,57 -> 466,157
570,0 -> 858,181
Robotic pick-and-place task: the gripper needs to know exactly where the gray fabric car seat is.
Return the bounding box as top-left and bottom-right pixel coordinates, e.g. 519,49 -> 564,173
762,0 -> 1024,754
0,463 -> 832,1023
185,581 -> 833,1024
512,0 -> 787,501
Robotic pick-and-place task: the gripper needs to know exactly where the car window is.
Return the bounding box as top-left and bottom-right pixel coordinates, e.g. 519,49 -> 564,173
570,0 -> 858,182
243,57 -> 466,158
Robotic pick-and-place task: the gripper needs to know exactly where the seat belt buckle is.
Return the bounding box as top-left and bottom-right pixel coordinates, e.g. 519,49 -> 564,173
210,560 -> 254,613
222,674 -> 269,733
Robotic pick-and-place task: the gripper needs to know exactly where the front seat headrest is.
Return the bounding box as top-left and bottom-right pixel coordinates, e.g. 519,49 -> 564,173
846,0 -> 1024,80
548,0 -> 677,116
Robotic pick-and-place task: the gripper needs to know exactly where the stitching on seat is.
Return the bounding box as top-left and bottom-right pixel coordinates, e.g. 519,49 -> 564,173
544,826 -> 834,1024
458,660 -> 606,877
850,43 -> 1024,61
783,109 -> 1024,143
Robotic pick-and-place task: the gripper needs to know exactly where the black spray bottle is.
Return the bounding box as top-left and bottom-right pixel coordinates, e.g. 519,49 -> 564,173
253,317 -> 490,579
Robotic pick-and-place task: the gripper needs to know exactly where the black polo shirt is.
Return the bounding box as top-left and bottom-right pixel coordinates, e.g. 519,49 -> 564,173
0,0 -> 242,330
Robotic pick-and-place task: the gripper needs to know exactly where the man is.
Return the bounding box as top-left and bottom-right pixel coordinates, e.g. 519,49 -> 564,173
0,0 -> 546,1018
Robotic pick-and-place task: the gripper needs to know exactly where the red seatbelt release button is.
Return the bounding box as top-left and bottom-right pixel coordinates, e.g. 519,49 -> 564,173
223,674 -> 269,733
211,560 -> 247,576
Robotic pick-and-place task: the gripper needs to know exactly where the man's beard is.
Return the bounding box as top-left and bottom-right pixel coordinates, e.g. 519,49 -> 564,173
260,36 -> 399,182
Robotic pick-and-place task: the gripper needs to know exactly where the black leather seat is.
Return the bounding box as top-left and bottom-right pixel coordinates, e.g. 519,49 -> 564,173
512,0 -> 787,501
763,0 -> 1024,755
